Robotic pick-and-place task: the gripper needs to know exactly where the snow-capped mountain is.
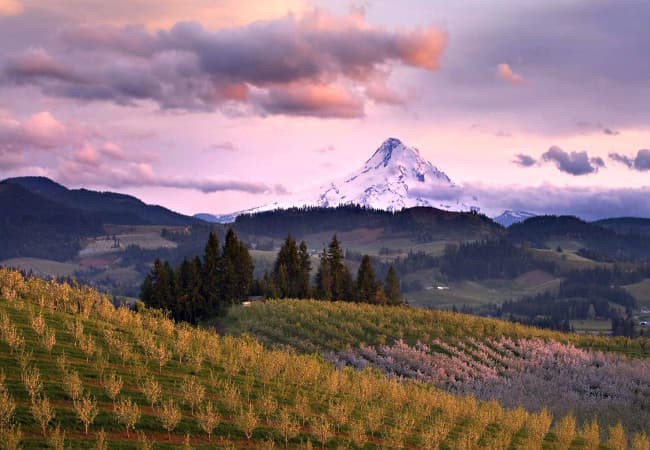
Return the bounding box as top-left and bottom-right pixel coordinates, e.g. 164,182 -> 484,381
206,138 -> 480,222
315,138 -> 478,212
492,210 -> 537,227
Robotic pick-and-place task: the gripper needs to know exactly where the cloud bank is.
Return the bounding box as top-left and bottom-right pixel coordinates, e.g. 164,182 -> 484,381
470,183 -> 650,221
0,110 -> 288,195
1,10 -> 446,118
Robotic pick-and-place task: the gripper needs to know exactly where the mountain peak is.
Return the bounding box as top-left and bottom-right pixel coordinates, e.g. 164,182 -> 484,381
209,138 -> 480,221
368,137 -> 420,167
321,137 -> 474,212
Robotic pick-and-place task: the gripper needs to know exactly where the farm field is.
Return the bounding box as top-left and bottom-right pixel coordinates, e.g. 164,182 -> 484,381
570,319 -> 613,333
624,279 -> 650,309
1,269 -> 648,448
529,248 -> 610,272
80,233 -> 177,258
405,271 -> 561,309
227,300 -> 650,433
0,258 -> 87,278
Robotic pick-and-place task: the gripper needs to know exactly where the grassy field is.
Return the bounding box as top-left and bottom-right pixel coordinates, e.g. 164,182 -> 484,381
624,279 -> 650,309
225,299 -> 650,357
404,270 -> 561,309
80,234 -> 176,258
569,319 -> 613,333
300,229 -> 452,260
530,248 -> 609,272
0,258 -> 87,278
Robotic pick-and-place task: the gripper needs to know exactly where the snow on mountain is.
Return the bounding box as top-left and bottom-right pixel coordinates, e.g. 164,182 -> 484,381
492,210 -> 537,227
314,137 -> 478,212
207,137 -> 480,223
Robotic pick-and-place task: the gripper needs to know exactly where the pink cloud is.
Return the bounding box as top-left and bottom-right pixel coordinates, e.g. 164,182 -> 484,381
260,83 -> 365,118
100,142 -> 126,160
496,63 -> 524,85
74,143 -> 101,166
4,10 -> 448,118
0,0 -> 22,16
0,110 -> 66,150
365,77 -> 406,105
54,159 -> 287,194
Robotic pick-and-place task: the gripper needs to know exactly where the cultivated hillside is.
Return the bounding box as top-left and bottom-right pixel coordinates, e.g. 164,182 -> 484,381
226,300 -> 650,433
1,270 -> 646,448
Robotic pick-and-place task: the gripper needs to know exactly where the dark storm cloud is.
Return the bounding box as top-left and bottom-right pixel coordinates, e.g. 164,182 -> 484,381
541,146 -> 604,175
609,149 -> 650,171
1,11 -> 446,118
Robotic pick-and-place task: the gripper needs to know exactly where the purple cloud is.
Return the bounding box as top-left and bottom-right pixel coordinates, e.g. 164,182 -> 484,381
513,154 -> 537,167
1,11 -> 447,118
468,183 -> 650,220
609,149 -> 650,171
541,146 -> 604,175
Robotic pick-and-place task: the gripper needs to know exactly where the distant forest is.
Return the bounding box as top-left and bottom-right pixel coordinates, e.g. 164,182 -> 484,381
235,204 -> 498,241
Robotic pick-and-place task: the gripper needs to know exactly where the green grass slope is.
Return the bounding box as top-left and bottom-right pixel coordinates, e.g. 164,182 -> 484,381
1,270 -> 647,448
225,300 -> 650,356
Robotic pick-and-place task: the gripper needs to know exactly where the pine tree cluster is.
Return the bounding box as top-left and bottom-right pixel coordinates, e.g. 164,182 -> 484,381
140,232 -> 404,323
262,235 -> 403,306
140,229 -> 253,323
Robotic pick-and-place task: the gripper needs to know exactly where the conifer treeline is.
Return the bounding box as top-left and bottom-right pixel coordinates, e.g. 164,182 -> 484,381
140,232 -> 403,323
261,235 -> 403,306
140,229 -> 253,323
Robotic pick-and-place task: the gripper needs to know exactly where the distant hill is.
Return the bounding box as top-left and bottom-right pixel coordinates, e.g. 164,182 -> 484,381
234,204 -> 502,241
4,177 -> 198,226
594,217 -> 650,237
0,181 -> 102,260
193,212 -> 220,223
492,210 -> 536,227
0,177 -> 200,261
507,215 -> 650,261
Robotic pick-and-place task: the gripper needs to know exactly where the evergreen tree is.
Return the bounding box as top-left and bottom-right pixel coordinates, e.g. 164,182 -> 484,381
202,232 -> 222,314
261,271 -> 279,298
384,265 -> 403,306
176,257 -> 204,323
272,235 -> 300,297
160,261 -> 176,311
327,235 -> 353,300
221,228 -> 253,305
140,269 -> 154,307
356,255 -> 378,303
314,235 -> 353,301
314,248 -> 332,300
298,241 -> 311,298
271,236 -> 312,299
141,259 -> 175,311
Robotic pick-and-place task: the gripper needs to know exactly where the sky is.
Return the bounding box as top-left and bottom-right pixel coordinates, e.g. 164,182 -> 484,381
0,0 -> 649,219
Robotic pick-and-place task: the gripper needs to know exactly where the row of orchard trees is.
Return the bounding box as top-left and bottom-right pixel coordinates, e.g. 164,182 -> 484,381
1,268 -> 647,449
140,229 -> 253,323
261,235 -> 403,305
